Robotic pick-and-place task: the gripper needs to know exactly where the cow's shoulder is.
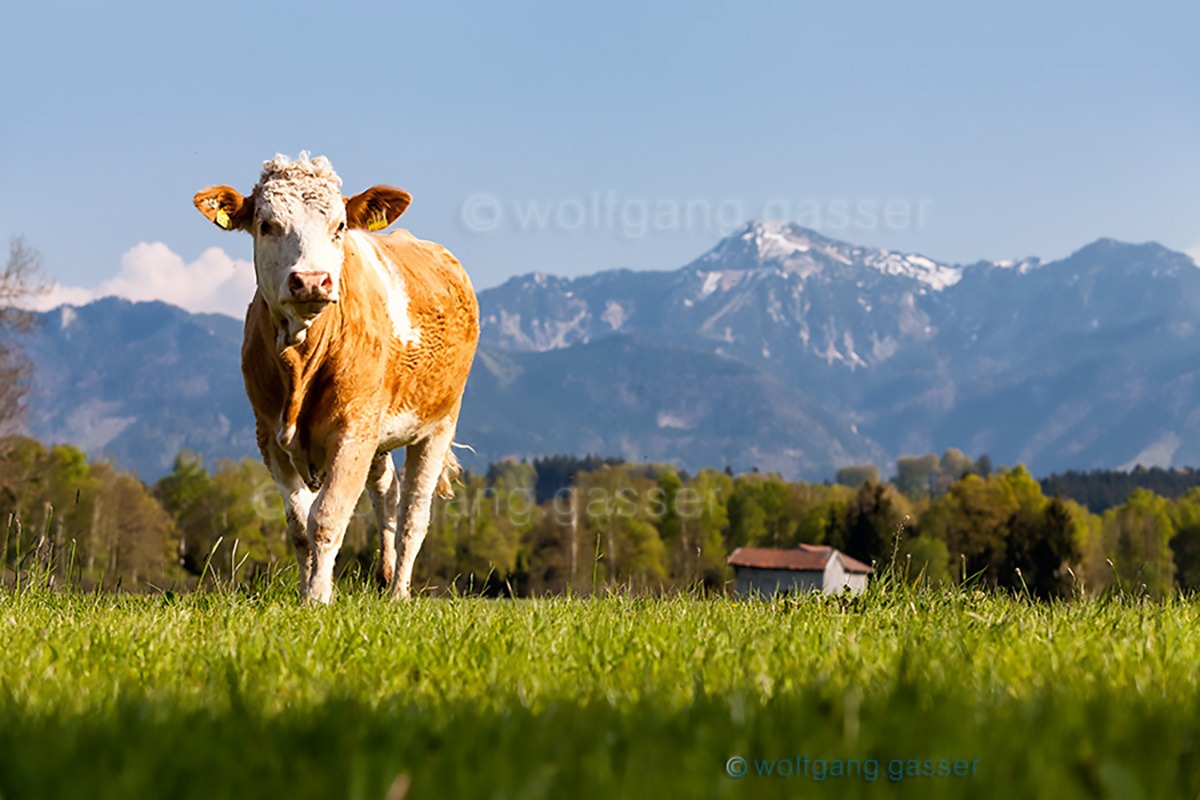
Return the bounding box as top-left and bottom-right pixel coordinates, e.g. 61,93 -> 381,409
240,292 -> 286,421
350,229 -> 478,334
374,230 -> 470,289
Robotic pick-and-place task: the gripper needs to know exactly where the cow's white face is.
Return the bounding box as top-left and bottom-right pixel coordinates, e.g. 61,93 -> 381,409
193,152 -> 413,346
251,157 -> 348,333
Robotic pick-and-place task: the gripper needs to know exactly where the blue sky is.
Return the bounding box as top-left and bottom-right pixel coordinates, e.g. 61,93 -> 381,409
1,0 -> 1197,315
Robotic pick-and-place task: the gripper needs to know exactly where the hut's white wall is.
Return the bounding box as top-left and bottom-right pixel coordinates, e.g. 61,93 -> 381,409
733,563 -> 869,596
733,568 -> 823,596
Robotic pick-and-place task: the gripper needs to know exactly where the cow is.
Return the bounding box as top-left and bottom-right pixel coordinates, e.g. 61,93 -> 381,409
192,153 -> 479,603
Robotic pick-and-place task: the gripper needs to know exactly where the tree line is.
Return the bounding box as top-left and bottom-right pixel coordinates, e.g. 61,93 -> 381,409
2,440 -> 1199,599
1039,466 -> 1200,513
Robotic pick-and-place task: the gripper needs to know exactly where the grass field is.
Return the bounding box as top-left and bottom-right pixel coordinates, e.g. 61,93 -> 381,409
1,577 -> 1198,799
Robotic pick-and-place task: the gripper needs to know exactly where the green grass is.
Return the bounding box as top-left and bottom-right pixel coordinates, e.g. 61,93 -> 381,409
0,578 -> 1198,799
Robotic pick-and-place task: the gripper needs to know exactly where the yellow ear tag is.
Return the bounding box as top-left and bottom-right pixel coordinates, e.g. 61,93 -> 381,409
367,209 -> 389,232
215,209 -> 233,230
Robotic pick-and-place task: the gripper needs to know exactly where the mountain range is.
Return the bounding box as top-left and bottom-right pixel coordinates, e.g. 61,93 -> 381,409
9,221 -> 1200,481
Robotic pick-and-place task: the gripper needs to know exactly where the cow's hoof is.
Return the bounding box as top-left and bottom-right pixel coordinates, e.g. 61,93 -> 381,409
304,580 -> 334,606
373,567 -> 395,593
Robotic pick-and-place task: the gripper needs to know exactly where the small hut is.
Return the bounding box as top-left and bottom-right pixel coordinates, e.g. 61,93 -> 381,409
726,544 -> 873,596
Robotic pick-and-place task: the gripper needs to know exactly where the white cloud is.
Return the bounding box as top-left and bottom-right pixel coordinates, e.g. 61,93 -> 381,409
25,243 -> 257,318
1188,242 -> 1200,268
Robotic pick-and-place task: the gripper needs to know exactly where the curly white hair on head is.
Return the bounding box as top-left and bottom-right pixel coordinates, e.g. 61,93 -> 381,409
257,151 -> 342,189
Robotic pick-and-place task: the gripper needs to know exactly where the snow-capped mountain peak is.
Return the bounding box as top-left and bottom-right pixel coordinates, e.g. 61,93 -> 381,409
695,221 -> 963,291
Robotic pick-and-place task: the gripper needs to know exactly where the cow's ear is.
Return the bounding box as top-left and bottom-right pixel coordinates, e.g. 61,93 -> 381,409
345,186 -> 412,232
193,186 -> 254,231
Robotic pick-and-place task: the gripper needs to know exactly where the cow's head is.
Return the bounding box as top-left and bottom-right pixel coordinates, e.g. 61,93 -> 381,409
193,152 -> 411,344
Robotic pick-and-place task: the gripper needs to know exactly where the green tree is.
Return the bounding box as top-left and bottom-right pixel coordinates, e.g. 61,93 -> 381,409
519,505 -> 572,595
1102,489 -> 1175,597
726,476 -> 767,549
93,465 -> 178,588
576,465 -> 666,591
464,464 -> 532,591
1170,488 -> 1200,591
155,455 -> 289,584
923,465 -> 1080,596
787,484 -> 855,550
655,469 -> 685,574
208,459 -> 289,579
620,516 -> 667,591
652,467 -> 731,587
937,449 -> 977,494
725,473 -> 792,548
921,473 -> 1012,584
894,454 -> 940,499
835,464 -> 880,489
1005,496 -> 1085,598
690,468 -> 732,589
427,469 -> 528,594
0,439 -> 123,587
900,535 -> 951,584
155,451 -> 213,573
843,481 -> 909,569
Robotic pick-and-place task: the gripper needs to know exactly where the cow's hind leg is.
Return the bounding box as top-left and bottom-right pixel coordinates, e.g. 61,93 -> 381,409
392,421 -> 459,600
366,451 -> 400,590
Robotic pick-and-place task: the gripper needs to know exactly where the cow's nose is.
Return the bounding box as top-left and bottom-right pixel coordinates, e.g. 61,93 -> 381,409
287,271 -> 334,300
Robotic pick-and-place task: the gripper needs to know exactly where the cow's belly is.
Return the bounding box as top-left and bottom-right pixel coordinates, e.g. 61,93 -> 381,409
376,409 -> 431,452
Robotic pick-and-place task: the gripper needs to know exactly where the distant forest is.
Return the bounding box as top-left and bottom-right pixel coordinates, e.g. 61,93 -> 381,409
1038,466 -> 1200,513
3,438 -> 1199,599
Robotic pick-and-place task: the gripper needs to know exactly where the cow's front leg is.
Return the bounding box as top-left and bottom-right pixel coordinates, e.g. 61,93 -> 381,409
265,443 -> 317,593
393,420 -> 457,600
366,451 -> 400,589
305,433 -> 376,604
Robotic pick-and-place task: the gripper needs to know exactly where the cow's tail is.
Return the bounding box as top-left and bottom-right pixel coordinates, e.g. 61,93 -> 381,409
437,441 -> 473,499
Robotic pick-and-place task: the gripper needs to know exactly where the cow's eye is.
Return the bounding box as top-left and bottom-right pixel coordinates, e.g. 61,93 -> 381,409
333,221 -> 346,239
259,221 -> 273,237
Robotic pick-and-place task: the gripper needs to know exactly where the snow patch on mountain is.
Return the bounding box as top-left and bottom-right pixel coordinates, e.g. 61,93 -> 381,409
861,250 -> 962,290
991,257 -> 1042,274
1120,432 -> 1182,471
601,300 -> 627,330
656,410 -> 696,430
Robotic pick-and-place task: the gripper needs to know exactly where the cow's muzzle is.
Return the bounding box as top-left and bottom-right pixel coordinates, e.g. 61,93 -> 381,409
287,271 -> 335,303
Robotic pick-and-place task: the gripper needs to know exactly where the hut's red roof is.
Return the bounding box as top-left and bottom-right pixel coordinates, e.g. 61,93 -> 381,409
726,544 -> 873,574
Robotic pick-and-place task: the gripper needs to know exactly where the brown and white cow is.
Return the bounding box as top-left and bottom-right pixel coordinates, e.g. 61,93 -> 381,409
193,153 -> 479,603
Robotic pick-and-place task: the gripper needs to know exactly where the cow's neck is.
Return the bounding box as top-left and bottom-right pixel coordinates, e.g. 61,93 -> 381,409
269,241 -> 376,461
272,305 -> 337,478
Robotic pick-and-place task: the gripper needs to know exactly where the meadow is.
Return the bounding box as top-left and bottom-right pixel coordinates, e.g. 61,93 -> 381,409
0,576 -> 1197,799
